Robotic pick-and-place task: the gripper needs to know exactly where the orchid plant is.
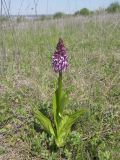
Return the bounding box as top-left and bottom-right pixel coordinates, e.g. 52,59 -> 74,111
33,38 -> 86,147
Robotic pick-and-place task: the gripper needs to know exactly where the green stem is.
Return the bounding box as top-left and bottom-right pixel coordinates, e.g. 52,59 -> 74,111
58,72 -> 62,99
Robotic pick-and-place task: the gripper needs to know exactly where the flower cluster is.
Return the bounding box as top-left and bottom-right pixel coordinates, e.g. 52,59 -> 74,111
52,38 -> 68,73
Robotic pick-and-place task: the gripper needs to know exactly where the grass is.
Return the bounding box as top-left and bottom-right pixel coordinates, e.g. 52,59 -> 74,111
0,14 -> 120,159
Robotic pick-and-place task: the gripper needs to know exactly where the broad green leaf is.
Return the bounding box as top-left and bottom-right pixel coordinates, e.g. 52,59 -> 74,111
33,109 -> 55,137
55,116 -> 69,147
59,91 -> 68,117
56,109 -> 86,147
57,72 -> 63,117
53,89 -> 59,128
53,73 -> 63,128
53,89 -> 68,126
53,72 -> 68,130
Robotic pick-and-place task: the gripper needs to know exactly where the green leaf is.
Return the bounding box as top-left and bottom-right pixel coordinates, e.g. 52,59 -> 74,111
53,73 -> 68,127
57,72 -> 62,118
59,91 -> 68,117
56,109 -> 86,147
53,90 -> 68,126
53,89 -> 59,128
33,109 -> 55,137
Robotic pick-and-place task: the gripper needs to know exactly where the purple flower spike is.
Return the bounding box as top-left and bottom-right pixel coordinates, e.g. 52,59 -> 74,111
52,38 -> 68,73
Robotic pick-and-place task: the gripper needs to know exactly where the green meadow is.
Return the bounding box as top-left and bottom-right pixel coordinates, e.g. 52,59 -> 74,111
0,14 -> 120,159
